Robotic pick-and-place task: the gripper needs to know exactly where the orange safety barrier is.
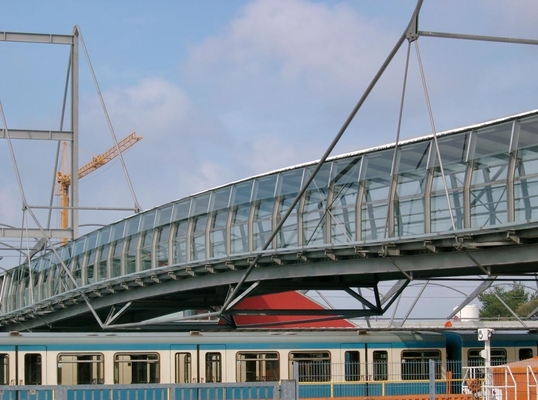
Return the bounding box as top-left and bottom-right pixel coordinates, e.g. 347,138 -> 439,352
304,396 -> 474,400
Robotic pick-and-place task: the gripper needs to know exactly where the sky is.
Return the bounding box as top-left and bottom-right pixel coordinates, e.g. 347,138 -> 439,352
1,0 -> 538,322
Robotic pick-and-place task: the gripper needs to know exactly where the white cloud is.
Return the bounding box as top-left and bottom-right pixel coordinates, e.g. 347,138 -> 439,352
184,0 -> 395,103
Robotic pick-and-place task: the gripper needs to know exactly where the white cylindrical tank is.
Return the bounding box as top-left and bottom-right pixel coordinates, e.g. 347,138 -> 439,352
459,304 -> 480,321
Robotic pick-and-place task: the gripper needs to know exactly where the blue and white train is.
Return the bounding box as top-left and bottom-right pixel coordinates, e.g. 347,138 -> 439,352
0,329 -> 535,396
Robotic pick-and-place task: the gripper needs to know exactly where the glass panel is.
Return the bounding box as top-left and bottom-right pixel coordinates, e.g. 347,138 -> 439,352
84,231 -> 99,251
433,132 -> 470,166
157,226 -> 171,267
175,353 -> 191,384
330,182 -> 357,243
171,200 -> 191,222
87,249 -> 96,284
140,230 -> 154,271
0,355 -> 8,385
401,350 -> 441,380
125,235 -> 138,274
24,354 -> 42,385
253,175 -> 278,201
192,193 -> 210,216
472,123 -> 512,159
305,163 -> 332,191
230,182 -> 253,206
277,196 -> 298,248
288,352 -> 331,382
253,200 -> 274,250
140,210 -> 157,231
96,226 -> 111,247
331,157 -> 361,185
361,177 -> 390,240
430,162 -> 466,232
210,187 -> 231,211
57,354 -> 104,385
302,187 -> 328,246
114,353 -> 159,384
231,205 -> 250,254
111,240 -> 123,277
174,221 -> 189,264
205,353 -> 221,383
518,115 -> 538,150
398,141 -> 430,173
394,170 -> 427,236
373,351 -> 388,381
97,246 -> 109,281
363,150 -> 393,180
236,352 -> 280,382
277,169 -> 304,196
125,216 -> 141,237
191,215 -> 208,261
156,205 -> 173,226
110,221 -> 126,242
470,154 -> 510,227
210,210 -> 228,258
514,146 -> 538,222
344,351 -> 360,382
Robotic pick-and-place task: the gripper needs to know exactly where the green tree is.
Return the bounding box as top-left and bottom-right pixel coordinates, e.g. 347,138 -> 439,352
478,282 -> 532,319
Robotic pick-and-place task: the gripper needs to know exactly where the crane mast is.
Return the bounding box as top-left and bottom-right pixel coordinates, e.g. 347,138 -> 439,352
56,132 -> 143,240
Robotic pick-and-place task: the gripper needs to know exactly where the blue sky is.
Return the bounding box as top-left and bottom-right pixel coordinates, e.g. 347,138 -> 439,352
1,0 -> 537,319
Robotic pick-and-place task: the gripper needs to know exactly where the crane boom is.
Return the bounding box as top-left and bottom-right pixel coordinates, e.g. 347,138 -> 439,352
56,132 -> 143,241
77,132 -> 142,179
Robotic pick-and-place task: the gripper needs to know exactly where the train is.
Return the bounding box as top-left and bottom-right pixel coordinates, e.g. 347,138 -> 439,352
0,329 -> 535,395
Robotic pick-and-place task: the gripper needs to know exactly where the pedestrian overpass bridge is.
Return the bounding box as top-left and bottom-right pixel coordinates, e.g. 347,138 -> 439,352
2,108 -> 538,332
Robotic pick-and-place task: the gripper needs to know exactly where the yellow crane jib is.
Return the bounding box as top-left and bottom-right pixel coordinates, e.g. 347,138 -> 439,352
77,132 -> 142,179
56,132 -> 143,236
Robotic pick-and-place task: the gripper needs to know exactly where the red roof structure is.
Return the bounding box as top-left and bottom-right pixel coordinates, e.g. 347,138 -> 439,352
228,291 -> 355,328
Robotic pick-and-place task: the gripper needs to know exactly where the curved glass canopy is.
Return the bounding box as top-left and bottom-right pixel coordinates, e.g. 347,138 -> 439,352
3,109 -> 538,314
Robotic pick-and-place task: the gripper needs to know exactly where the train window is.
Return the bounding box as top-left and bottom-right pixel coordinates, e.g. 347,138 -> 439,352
373,350 -> 388,381
0,355 -> 8,385
344,351 -> 360,381
289,351 -> 331,382
236,352 -> 280,382
401,350 -> 441,380
205,352 -> 222,383
57,354 -> 104,384
468,348 -> 507,366
175,353 -> 192,383
25,353 -> 42,385
519,348 -> 533,361
114,353 -> 159,384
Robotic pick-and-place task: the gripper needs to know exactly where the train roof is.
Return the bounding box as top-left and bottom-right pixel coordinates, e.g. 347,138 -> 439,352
0,330 -> 445,346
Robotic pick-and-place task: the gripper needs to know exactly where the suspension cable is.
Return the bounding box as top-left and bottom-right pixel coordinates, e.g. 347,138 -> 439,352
76,26 -> 142,213
414,40 -> 456,231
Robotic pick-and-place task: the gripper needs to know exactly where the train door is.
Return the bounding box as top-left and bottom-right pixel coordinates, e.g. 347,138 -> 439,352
365,342 -> 391,398
170,344 -> 197,384
17,346 -> 46,385
199,344 -> 226,383
0,346 -> 15,385
340,344 -> 365,381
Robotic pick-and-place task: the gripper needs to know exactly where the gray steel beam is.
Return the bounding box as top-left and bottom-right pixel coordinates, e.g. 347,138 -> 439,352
0,228 -> 73,240
418,31 -> 538,45
0,31 -> 74,45
0,129 -> 73,141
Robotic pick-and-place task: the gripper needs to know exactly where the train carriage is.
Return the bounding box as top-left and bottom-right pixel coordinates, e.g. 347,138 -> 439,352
0,329 -> 535,399
0,330 -> 446,388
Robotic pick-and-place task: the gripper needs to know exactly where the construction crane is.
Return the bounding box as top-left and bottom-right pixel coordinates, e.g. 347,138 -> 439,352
56,132 -> 143,238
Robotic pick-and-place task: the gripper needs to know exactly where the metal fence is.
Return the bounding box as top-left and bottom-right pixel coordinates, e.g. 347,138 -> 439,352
294,360 -> 463,399
0,381 -> 293,400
